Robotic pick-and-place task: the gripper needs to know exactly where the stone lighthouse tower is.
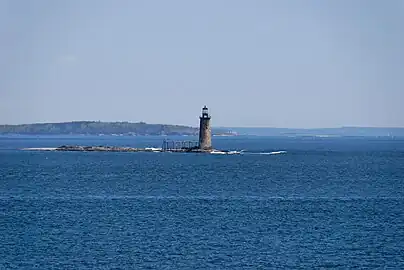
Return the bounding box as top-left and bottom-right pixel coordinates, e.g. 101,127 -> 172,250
198,106 -> 212,150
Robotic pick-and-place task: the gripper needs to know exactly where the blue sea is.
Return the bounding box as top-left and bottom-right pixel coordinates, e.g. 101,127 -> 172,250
1,135 -> 404,269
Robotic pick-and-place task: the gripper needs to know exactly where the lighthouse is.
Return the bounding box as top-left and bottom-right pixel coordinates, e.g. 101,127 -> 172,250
198,106 -> 212,150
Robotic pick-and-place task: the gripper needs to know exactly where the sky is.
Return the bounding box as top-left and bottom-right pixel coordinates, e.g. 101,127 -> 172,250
1,0 -> 403,128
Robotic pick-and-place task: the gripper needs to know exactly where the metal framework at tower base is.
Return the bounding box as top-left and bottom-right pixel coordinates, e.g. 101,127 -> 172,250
161,139 -> 199,152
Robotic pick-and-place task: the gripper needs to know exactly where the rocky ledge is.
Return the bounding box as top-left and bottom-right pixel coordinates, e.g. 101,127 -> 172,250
23,145 -> 242,154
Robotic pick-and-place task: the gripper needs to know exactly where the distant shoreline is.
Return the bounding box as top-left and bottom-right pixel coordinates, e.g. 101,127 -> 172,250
0,121 -> 234,137
1,121 -> 404,137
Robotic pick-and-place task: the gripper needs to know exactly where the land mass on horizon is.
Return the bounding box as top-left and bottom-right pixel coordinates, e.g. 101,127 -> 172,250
0,121 -> 234,136
1,122 -> 404,137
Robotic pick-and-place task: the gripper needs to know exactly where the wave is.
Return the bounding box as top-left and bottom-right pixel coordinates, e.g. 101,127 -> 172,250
243,151 -> 287,155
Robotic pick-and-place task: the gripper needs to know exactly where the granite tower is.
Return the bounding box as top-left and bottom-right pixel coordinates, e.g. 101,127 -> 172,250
198,106 -> 212,150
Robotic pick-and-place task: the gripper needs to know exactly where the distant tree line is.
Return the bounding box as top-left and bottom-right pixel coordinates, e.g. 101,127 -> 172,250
0,121 -> 200,135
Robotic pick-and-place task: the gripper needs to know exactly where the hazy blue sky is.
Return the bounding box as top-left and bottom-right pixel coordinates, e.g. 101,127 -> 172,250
1,0 -> 403,127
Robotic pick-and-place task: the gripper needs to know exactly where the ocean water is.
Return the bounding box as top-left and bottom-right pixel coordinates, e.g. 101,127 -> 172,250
1,136 -> 404,269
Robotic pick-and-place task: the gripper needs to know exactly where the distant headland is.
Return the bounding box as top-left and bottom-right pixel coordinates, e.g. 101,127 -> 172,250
1,122 -> 403,138
0,121 -> 235,136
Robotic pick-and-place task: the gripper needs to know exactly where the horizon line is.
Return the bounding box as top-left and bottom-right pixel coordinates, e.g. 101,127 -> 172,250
1,120 -> 404,129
